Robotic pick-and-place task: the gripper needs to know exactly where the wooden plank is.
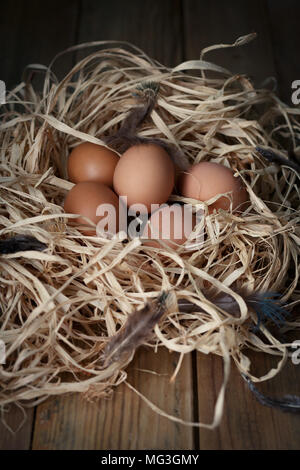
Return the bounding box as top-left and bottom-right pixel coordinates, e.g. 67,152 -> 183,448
0,405 -> 34,450
196,351 -> 300,449
32,347 -> 195,450
267,0 -> 300,103
0,0 -> 80,90
183,0 -> 300,449
183,0 -> 277,86
76,0 -> 183,66
0,0 -> 80,451
32,0 -> 195,450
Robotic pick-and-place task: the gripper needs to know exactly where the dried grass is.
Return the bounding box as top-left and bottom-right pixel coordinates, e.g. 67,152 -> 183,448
0,38 -> 300,429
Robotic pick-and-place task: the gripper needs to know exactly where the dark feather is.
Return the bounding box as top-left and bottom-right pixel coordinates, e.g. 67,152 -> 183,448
104,81 -> 189,170
104,80 -> 159,152
242,291 -> 289,330
178,289 -> 290,330
102,291 -> 168,366
116,99 -> 156,138
242,374 -> 300,413
134,81 -> 160,95
256,146 -> 300,173
0,235 -> 47,255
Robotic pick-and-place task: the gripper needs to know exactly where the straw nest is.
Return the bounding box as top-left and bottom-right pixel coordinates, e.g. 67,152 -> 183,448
1,38 -> 300,429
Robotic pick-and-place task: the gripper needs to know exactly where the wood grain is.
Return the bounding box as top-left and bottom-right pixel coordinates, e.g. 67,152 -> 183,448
32,348 -> 195,450
0,405 -> 34,450
30,0 -> 194,451
76,0 -> 183,66
184,0 -> 300,450
196,351 -> 300,449
183,0 -> 277,86
267,0 -> 300,102
0,0 -> 79,451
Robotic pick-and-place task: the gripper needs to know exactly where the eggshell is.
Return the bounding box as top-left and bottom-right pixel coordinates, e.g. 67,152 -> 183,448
68,142 -> 119,187
179,161 -> 248,213
64,181 -> 120,236
142,204 -> 196,249
113,144 -> 175,213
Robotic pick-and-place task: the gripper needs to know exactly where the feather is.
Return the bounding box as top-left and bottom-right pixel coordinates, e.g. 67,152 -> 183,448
178,289 -> 290,330
134,81 -> 161,95
241,291 -> 289,330
104,80 -> 159,153
242,374 -> 300,413
0,235 -> 47,255
256,146 -> 300,173
102,291 -> 168,367
104,81 -> 189,170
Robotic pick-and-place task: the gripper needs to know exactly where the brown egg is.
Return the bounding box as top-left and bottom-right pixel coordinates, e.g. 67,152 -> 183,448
113,143 -> 175,213
67,142 -> 119,187
142,204 -> 196,249
179,161 -> 248,213
64,181 -> 120,236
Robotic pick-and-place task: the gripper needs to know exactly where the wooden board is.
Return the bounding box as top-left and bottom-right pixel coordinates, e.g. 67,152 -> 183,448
267,0 -> 300,103
196,351 -> 300,449
183,0 -> 300,450
0,404 -> 34,450
30,0 -> 195,451
183,0 -> 277,87
76,0 -> 184,66
0,0 -> 79,451
0,0 -> 80,90
32,348 -> 195,450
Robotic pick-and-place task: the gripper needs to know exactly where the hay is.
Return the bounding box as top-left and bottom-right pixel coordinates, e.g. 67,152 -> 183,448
0,37 -> 300,429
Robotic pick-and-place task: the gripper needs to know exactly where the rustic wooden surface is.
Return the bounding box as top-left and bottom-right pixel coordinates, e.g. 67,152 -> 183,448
0,0 -> 300,450
32,348 -> 194,450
